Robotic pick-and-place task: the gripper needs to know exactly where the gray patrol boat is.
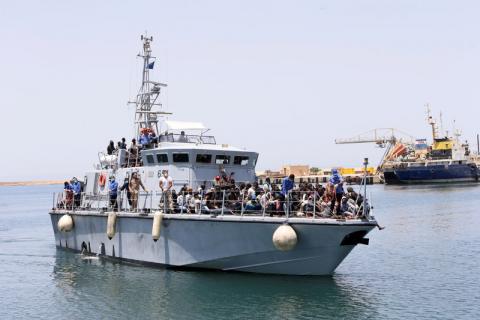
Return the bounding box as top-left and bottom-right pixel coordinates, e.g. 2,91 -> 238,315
49,35 -> 379,275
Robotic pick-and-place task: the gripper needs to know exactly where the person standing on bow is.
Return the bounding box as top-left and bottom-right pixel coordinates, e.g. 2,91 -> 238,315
329,168 -> 344,214
281,174 -> 295,214
108,175 -> 119,211
128,172 -> 147,211
71,177 -> 82,208
159,170 -> 174,213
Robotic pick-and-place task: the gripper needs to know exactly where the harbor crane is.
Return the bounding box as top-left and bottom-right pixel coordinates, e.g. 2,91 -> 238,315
335,128 -> 416,171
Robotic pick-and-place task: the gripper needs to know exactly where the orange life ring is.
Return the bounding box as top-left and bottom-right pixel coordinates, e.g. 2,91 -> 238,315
99,173 -> 107,187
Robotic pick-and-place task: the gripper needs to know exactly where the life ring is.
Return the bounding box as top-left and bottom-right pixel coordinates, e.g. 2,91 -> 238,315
99,173 -> 107,187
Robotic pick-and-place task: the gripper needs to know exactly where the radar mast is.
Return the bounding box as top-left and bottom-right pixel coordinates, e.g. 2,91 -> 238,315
128,34 -> 171,139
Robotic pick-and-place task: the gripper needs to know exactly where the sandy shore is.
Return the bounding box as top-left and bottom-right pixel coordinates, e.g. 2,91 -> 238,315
0,180 -> 65,187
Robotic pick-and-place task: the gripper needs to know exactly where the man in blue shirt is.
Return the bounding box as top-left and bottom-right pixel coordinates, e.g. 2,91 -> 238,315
71,177 -> 82,208
139,131 -> 151,147
281,174 -> 295,196
108,176 -> 119,211
281,174 -> 295,214
329,169 -> 344,214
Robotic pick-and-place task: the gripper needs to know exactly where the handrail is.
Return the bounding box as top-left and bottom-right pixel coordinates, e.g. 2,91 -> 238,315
52,185 -> 371,220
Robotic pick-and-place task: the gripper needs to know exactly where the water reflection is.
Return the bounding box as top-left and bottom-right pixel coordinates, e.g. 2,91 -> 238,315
52,250 -> 378,319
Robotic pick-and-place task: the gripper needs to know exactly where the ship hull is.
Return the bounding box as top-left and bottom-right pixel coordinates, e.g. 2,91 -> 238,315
50,211 -> 376,275
384,163 -> 479,184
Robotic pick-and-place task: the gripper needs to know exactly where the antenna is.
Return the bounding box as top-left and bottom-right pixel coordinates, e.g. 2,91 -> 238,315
439,111 -> 444,137
425,103 -> 437,140
127,34 -> 171,139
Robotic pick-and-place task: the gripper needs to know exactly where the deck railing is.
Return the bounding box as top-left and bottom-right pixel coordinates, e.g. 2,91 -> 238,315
52,186 -> 371,220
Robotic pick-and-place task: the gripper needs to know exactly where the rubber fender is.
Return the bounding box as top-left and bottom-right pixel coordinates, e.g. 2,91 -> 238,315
272,224 -> 297,251
152,212 -> 164,241
57,214 -> 74,232
107,212 -> 117,240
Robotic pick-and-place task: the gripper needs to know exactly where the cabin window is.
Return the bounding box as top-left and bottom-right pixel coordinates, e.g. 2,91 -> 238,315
173,153 -> 190,163
234,156 -> 249,166
215,155 -> 231,164
196,154 -> 212,164
146,154 -> 155,164
156,154 -> 168,163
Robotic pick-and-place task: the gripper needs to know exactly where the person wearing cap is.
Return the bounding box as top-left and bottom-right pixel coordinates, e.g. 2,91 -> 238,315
71,177 -> 82,208
108,176 -> 119,211
329,169 -> 344,214
159,170 -> 174,212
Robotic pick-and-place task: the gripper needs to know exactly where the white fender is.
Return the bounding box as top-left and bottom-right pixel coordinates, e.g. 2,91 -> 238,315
272,224 -> 297,251
107,212 -> 117,240
57,214 -> 74,232
152,212 -> 164,241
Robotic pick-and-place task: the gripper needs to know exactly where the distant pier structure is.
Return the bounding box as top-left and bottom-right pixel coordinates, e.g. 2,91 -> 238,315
256,164 -> 380,185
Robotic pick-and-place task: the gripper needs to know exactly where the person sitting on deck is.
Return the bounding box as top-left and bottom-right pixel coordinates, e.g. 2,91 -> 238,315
107,140 -> 115,155
245,197 -> 262,211
179,184 -> 188,195
247,183 -> 256,200
108,175 -> 119,211
128,172 -> 147,211
263,177 -> 272,193
346,186 -> 363,207
338,196 -> 355,218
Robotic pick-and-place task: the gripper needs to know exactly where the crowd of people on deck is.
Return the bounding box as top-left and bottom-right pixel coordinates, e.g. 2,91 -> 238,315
59,167 -> 368,219
59,127 -> 369,219
105,128 -> 189,168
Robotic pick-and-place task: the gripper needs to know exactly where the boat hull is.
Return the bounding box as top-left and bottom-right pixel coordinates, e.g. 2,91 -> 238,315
384,163 -> 479,184
50,211 -> 376,275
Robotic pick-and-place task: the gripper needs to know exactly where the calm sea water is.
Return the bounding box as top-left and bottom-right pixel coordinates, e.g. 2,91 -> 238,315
0,184 -> 479,319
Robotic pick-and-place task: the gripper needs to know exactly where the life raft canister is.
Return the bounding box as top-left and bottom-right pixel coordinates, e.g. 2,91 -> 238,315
98,173 -> 107,187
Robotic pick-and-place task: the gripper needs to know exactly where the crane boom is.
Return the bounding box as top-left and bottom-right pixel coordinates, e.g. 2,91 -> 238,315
335,128 -> 415,146
335,128 -> 416,173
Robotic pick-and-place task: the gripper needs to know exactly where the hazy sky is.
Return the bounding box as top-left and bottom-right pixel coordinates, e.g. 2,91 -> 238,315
1,0 -> 480,180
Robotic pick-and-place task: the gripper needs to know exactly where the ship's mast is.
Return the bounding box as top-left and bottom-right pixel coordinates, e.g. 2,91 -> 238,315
129,34 -> 170,139
426,104 -> 438,141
